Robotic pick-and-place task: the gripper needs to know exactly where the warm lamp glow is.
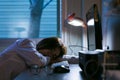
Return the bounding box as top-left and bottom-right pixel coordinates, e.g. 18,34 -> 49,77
66,13 -> 86,27
87,18 -> 94,26
68,18 -> 84,27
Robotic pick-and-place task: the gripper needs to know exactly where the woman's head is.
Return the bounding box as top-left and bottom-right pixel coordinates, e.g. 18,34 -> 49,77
36,37 -> 67,59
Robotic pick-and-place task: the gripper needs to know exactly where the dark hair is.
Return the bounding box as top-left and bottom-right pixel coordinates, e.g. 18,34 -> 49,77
36,37 -> 66,58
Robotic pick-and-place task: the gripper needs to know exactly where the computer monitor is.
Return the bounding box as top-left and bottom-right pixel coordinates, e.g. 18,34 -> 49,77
86,4 -> 102,50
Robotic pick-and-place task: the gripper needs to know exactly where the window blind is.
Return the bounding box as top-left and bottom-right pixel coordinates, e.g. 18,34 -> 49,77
40,0 -> 59,38
0,0 -> 60,38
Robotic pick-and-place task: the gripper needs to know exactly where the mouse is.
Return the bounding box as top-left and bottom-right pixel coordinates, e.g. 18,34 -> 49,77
53,65 -> 70,73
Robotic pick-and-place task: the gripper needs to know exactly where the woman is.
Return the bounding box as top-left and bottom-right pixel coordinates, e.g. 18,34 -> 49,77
0,37 -> 66,80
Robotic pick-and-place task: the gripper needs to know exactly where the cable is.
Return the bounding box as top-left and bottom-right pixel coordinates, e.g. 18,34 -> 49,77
68,45 -> 88,55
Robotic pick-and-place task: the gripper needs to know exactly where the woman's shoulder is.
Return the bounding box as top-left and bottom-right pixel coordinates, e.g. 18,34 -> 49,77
17,38 -> 32,42
16,38 -> 36,48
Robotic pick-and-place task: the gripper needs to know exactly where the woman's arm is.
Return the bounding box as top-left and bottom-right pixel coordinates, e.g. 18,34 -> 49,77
49,55 -> 79,65
16,39 -> 50,67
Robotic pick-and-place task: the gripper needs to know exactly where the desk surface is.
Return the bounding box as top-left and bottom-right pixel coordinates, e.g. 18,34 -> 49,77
14,64 -> 83,80
14,64 -> 120,80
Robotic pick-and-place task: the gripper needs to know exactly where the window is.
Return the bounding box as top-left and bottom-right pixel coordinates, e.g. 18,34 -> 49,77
0,0 -> 61,38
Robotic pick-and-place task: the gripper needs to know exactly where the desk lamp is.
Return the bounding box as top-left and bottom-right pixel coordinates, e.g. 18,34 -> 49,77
66,12 -> 103,79
66,12 -> 89,50
66,12 -> 95,27
66,13 -> 87,28
66,13 -> 88,50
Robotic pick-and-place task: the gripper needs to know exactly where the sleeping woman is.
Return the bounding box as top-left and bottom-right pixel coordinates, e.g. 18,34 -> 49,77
0,37 -> 67,80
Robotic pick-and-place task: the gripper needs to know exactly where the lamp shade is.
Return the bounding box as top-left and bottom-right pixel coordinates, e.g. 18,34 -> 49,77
87,18 -> 94,26
66,13 -> 86,27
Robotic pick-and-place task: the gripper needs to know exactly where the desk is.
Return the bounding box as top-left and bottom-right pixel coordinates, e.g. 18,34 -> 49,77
14,64 -> 83,80
14,64 -> 120,80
